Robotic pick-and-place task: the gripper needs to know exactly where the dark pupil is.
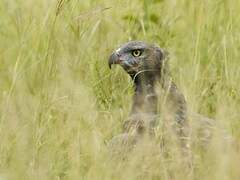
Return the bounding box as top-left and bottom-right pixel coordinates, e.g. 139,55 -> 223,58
133,50 -> 140,56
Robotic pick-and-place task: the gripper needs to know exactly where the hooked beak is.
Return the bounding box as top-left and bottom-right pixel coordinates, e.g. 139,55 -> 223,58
108,52 -> 121,69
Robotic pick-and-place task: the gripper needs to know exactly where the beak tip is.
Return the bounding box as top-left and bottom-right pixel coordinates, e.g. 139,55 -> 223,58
108,52 -> 118,69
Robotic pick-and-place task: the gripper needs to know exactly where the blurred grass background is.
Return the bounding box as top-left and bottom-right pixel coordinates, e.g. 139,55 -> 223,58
0,0 -> 240,179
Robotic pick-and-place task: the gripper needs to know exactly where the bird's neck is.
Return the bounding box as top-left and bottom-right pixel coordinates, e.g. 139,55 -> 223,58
130,72 -> 159,115
130,71 -> 187,124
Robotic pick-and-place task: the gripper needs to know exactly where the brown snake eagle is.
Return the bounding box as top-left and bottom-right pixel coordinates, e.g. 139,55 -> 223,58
108,41 -> 230,154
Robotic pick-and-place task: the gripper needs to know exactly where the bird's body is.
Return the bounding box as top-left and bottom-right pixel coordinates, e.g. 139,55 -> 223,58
108,41 -> 230,154
108,41 -> 190,150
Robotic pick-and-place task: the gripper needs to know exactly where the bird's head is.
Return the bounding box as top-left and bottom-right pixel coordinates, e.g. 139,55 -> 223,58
108,41 -> 167,77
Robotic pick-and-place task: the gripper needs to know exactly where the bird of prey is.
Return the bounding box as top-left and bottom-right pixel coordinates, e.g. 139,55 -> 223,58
108,41 -> 230,153
108,41 -> 190,150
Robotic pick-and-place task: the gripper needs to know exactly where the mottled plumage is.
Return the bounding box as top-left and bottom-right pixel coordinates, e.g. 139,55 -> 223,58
108,41 -> 190,150
108,41 -> 231,154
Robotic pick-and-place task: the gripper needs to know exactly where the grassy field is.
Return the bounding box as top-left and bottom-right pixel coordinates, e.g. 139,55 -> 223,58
1,0 -> 240,179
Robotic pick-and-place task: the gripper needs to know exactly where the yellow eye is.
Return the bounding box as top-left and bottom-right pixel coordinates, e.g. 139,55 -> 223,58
132,50 -> 142,57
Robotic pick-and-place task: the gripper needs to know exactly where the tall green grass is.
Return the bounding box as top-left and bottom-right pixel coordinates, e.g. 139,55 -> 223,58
0,0 -> 240,179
